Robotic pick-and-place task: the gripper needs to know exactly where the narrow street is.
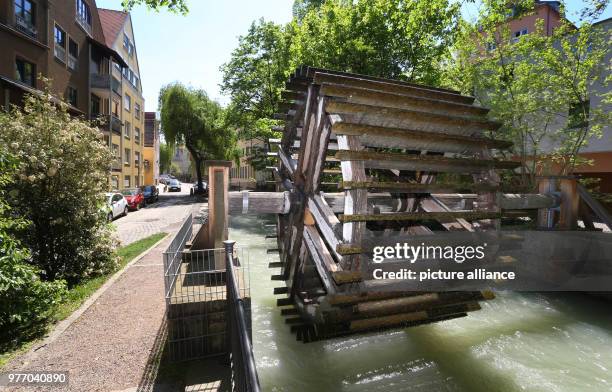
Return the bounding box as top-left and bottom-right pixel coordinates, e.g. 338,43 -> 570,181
113,184 -> 196,246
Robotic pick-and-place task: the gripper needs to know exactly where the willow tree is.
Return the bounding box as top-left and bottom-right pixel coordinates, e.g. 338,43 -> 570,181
159,83 -> 237,193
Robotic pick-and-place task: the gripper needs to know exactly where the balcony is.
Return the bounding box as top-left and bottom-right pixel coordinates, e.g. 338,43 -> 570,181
110,115 -> 121,134
90,73 -> 110,89
111,157 -> 122,172
15,14 -> 37,38
90,114 -> 122,135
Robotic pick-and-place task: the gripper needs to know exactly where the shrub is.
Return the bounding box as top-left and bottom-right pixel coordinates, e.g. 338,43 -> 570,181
0,90 -> 119,285
0,148 -> 66,349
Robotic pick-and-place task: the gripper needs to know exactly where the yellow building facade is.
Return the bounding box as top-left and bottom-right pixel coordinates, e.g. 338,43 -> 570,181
99,9 -> 144,189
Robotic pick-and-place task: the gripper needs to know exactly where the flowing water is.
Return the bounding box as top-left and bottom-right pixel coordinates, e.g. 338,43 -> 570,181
229,215 -> 612,392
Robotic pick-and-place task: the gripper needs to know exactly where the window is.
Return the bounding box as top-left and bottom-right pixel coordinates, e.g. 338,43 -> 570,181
124,148 -> 131,165
568,99 -> 590,129
124,175 -> 130,188
111,176 -> 119,190
76,0 -> 92,32
133,75 -> 139,90
68,38 -> 78,70
135,151 -> 140,166
135,127 -> 141,143
66,86 -> 77,107
512,29 -> 528,43
54,24 -> 66,61
124,94 -> 131,111
124,121 -> 131,138
15,58 -> 35,87
135,103 -> 141,119
123,33 -> 134,57
112,99 -> 119,116
14,0 -> 35,28
135,175 -> 140,187
90,94 -> 100,116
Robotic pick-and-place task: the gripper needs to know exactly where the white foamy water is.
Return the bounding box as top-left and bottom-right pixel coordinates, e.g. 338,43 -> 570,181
229,215 -> 612,392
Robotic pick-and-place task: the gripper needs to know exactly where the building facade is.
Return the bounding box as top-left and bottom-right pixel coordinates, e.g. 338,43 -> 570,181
0,0 -> 126,114
230,138 -> 271,190
98,8 -> 145,189
0,0 -> 146,191
143,111 -> 160,185
482,1 -> 611,191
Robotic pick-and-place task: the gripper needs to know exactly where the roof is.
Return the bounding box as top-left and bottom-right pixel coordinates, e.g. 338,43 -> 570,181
98,8 -> 128,48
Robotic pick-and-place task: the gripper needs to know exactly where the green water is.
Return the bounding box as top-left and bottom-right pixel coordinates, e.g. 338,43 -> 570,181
229,215 -> 612,392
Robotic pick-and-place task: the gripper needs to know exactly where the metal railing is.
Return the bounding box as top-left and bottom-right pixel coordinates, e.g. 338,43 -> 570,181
163,213 -> 193,299
224,240 -> 260,392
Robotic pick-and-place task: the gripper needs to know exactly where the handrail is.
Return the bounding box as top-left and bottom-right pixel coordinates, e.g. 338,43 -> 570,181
577,184 -> 612,230
224,240 -> 261,392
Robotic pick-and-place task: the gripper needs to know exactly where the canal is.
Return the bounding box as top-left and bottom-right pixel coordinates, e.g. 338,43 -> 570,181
229,214 -> 612,392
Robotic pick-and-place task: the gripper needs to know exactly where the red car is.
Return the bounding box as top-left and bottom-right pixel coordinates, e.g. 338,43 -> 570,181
121,188 -> 145,211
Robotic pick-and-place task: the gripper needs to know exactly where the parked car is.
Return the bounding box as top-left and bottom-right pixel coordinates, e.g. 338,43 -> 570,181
141,185 -> 159,203
121,188 -> 145,210
168,179 -> 182,192
190,181 -> 208,196
105,192 -> 129,221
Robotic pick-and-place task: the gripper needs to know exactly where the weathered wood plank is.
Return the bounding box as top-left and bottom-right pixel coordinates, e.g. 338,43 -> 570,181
338,211 -> 502,222
331,122 -> 511,153
320,83 -> 487,117
326,101 -> 501,135
337,135 -> 368,272
335,150 -> 519,173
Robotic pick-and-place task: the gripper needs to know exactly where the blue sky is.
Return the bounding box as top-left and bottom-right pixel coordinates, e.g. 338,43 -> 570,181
95,0 -> 611,113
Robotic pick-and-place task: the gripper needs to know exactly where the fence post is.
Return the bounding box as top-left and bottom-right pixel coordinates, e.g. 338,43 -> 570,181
224,239 -> 235,371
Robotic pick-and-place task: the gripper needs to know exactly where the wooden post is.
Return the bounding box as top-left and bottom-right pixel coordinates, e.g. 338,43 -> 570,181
207,160 -> 231,269
558,177 -> 579,230
536,177 -> 557,229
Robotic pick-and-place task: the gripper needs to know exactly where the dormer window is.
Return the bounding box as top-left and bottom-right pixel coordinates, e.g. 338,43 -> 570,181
76,0 -> 92,34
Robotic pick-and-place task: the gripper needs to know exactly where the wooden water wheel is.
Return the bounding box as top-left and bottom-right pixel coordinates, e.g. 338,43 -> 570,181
263,66 -> 521,342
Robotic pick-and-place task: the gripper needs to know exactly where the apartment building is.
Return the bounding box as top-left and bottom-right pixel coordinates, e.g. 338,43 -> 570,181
482,1 -> 612,191
143,111 -> 160,185
98,8 -> 145,189
0,0 -> 125,113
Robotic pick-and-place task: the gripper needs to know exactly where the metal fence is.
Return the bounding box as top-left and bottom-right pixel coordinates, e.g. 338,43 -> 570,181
224,240 -> 261,392
163,213 -> 193,301
162,213 -> 253,363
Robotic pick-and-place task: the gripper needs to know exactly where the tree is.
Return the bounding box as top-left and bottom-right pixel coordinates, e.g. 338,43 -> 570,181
159,83 -> 237,192
0,91 -> 119,284
221,0 -> 461,152
159,142 -> 173,174
290,0 -> 461,85
122,0 -> 188,14
0,147 -> 66,350
446,0 -> 610,187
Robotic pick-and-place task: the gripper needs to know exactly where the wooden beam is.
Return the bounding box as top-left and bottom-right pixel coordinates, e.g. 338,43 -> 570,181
326,101 -> 501,135
335,150 -> 519,173
338,211 -> 502,222
337,134 -> 368,272
331,122 -> 512,153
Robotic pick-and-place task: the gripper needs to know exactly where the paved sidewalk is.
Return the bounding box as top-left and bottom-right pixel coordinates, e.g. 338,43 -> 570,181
6,224 -> 182,391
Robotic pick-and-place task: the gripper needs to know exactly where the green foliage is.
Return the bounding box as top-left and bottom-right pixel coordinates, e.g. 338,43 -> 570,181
0,147 -> 66,351
159,142 -> 173,174
121,0 -> 188,14
221,20 -> 293,143
221,0 -> 461,146
447,0 -> 610,186
0,91 -> 119,284
290,0 -> 461,84
159,83 -> 238,190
